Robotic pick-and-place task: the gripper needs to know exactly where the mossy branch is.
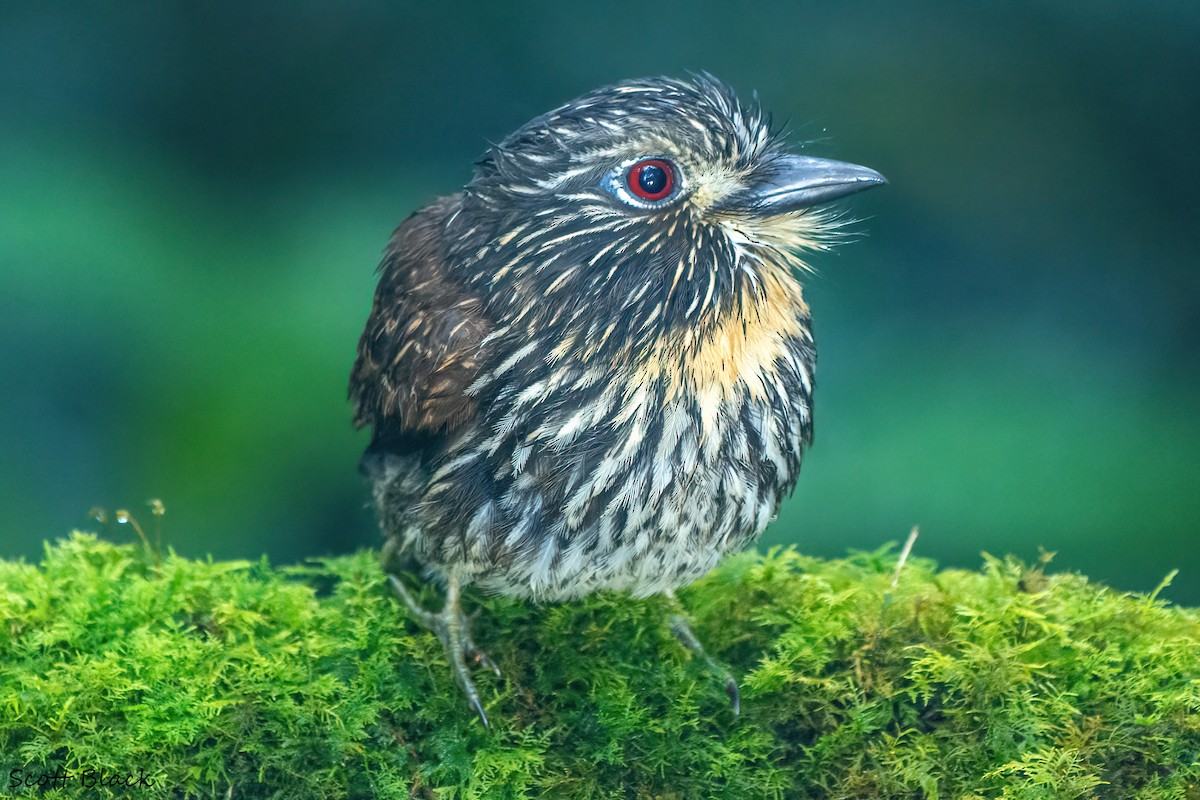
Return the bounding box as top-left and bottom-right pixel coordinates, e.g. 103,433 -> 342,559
1,533 -> 1198,799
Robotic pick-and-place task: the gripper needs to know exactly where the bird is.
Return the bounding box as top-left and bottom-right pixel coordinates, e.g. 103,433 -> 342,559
349,75 -> 884,726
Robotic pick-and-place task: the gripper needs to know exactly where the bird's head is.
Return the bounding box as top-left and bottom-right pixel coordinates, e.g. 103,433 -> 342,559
449,75 -> 884,360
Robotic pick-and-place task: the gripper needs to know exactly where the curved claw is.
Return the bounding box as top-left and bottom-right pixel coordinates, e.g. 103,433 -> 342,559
467,690 -> 490,729
472,648 -> 502,678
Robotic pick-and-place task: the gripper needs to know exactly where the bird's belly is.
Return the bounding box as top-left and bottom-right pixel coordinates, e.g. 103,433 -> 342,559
411,382 -> 811,601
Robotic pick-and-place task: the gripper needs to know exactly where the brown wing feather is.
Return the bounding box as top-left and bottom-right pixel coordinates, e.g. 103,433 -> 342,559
349,195 -> 490,435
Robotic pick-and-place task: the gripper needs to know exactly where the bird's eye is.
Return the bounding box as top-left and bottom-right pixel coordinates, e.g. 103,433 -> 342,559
626,159 -> 676,202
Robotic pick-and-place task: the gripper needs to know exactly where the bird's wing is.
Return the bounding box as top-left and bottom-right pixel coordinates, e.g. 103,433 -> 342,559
349,196 -> 491,438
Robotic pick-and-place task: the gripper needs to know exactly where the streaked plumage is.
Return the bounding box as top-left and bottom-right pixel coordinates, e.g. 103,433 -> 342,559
350,75 -> 884,723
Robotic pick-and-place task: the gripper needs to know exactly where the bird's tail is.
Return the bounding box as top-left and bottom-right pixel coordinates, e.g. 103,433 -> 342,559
361,432 -> 433,575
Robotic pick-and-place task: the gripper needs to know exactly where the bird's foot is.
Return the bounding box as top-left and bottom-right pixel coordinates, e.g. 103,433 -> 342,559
388,573 -> 498,728
665,595 -> 740,715
463,607 -> 502,677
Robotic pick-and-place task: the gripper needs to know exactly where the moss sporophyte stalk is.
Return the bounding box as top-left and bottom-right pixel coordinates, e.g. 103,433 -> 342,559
1,532 -> 1197,798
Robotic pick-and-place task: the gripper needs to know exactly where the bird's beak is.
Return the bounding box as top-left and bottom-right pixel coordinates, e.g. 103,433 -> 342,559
737,154 -> 886,214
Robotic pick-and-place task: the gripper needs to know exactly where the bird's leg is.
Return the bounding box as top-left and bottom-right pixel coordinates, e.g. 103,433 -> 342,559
664,589 -> 740,715
387,572 -> 497,727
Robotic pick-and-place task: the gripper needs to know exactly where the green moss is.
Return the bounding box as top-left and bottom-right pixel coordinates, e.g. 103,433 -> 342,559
1,533 -> 1197,799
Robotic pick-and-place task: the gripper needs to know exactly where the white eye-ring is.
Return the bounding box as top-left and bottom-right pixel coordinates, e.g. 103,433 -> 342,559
602,157 -> 684,208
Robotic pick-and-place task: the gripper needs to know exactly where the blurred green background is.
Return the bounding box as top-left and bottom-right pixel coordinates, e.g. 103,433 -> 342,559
2,2 -> 1197,603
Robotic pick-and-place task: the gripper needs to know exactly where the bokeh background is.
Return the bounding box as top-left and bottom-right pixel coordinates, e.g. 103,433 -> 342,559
2,2 -> 1197,603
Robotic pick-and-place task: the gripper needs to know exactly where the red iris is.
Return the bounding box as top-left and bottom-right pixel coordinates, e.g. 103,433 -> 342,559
626,159 -> 675,201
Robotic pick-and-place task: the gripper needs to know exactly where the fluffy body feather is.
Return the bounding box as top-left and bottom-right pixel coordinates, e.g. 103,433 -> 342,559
350,76 -> 871,602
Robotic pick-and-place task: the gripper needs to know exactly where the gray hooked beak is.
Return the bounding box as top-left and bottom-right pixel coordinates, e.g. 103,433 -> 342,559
738,153 -> 886,213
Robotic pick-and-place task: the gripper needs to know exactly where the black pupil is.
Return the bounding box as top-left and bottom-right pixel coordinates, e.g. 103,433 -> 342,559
637,163 -> 668,196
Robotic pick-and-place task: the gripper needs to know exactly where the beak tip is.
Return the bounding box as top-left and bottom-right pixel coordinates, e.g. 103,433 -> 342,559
853,167 -> 888,189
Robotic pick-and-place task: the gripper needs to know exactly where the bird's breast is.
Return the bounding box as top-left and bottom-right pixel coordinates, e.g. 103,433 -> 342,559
411,263 -> 816,598
634,262 -> 813,436
466,352 -> 814,598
